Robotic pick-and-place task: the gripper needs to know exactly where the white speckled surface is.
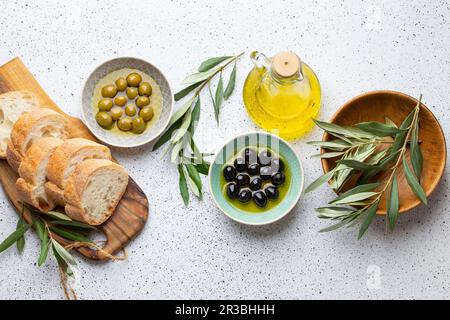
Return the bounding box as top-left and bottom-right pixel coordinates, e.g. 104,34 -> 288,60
1,0 -> 449,300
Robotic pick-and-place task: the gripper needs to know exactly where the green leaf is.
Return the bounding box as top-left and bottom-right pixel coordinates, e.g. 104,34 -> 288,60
45,211 -> 72,221
0,224 -> 31,253
223,63 -> 236,100
170,140 -> 184,163
304,169 -> 335,193
181,68 -> 217,86
34,218 -> 46,241
182,165 -> 200,197
307,140 -> 350,151
330,183 -> 380,204
215,74 -> 224,112
319,220 -> 352,233
16,217 -> 25,253
337,159 -> 378,171
385,117 -> 398,128
178,165 -> 189,206
208,83 -> 219,125
410,120 -> 423,179
170,110 -> 192,145
402,156 -> 427,204
331,192 -> 379,205
152,116 -> 184,151
38,238 -> 50,266
52,239 -> 76,266
168,97 -> 195,128
387,175 -> 399,230
50,226 -> 91,243
188,97 -> 201,134
186,164 -> 202,194
174,81 -> 203,101
356,122 -> 405,137
311,152 -> 345,159
198,56 -> 232,72
50,220 -> 96,230
357,199 -> 380,239
313,119 -> 375,139
316,206 -> 354,219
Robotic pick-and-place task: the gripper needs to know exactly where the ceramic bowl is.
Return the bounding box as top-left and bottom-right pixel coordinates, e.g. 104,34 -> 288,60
209,132 -> 304,225
321,90 -> 446,214
81,57 -> 173,148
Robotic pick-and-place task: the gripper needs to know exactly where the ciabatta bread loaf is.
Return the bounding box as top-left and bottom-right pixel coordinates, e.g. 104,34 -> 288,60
44,138 -> 112,205
64,159 -> 128,225
0,91 -> 39,158
15,137 -> 63,211
7,108 -> 70,171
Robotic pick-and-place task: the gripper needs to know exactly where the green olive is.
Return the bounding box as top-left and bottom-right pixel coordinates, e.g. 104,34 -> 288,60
132,117 -> 146,134
139,106 -> 154,122
114,96 -> 127,106
135,96 -> 150,108
126,87 -> 138,99
101,85 -> 117,98
138,82 -> 152,96
95,111 -> 113,129
117,117 -> 132,131
125,104 -> 137,116
126,73 -> 142,87
110,107 -> 123,121
98,98 -> 113,111
115,78 -> 128,91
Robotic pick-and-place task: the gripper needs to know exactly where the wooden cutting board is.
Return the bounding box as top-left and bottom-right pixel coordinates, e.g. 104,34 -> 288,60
0,57 -> 149,260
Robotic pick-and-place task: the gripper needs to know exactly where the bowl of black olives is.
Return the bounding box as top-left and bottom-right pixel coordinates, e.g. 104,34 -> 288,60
209,132 -> 304,225
82,57 -> 174,147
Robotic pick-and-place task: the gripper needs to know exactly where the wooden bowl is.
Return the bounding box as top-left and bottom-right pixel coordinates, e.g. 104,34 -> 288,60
321,90 -> 446,214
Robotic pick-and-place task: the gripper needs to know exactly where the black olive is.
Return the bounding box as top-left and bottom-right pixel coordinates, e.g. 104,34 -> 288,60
223,165 -> 237,181
272,158 -> 285,172
238,189 -> 252,203
252,190 -> 267,207
264,185 -> 279,200
260,166 -> 272,180
247,163 -> 260,175
243,148 -> 257,163
235,173 -> 250,186
234,157 -> 246,172
226,182 -> 239,199
258,149 -> 272,166
249,177 -> 262,191
272,172 -> 286,186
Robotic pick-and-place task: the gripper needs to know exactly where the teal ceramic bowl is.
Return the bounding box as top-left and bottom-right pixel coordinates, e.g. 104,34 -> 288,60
209,132 -> 304,225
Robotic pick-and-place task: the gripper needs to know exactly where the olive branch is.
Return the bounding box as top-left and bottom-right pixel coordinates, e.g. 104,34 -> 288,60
306,95 -> 427,239
152,53 -> 244,205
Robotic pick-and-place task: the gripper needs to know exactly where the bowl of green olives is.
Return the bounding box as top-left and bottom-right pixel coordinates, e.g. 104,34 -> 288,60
209,132 -> 304,225
82,57 -> 173,147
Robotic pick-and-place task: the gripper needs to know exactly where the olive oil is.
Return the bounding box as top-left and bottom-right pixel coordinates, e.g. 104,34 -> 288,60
243,51 -> 321,140
220,147 -> 291,213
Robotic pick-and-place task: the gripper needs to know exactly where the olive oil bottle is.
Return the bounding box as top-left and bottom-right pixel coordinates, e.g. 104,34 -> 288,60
243,51 -> 321,140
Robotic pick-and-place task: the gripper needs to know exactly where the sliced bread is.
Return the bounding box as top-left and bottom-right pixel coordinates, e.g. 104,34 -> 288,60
16,137 -> 64,212
0,91 -> 39,158
64,159 -> 128,225
44,138 -> 112,205
7,107 -> 70,171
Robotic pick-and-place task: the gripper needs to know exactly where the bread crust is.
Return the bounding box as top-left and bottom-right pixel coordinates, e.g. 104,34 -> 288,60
6,142 -> 23,172
46,138 -> 111,189
10,108 -> 70,156
44,181 -> 65,206
64,159 -> 128,225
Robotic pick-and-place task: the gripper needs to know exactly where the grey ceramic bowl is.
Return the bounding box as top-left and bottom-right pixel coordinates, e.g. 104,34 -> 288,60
81,57 -> 173,147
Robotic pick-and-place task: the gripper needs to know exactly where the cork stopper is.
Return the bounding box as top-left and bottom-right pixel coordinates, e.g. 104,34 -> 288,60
272,51 -> 300,78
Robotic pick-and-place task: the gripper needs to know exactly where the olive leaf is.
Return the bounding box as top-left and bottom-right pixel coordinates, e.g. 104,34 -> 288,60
16,216 -> 26,253
51,239 -> 76,266
50,220 -> 96,230
188,97 -> 201,134
319,219 -> 353,233
402,156 -> 427,204
215,74 -> 224,120
45,210 -> 72,221
307,140 -> 350,151
387,175 -> 399,230
356,122 -> 405,137
152,116 -> 184,151
331,192 -> 379,205
385,117 -> 398,128
0,223 -> 31,253
181,68 -> 218,86
304,169 -> 336,193
337,159 -> 379,171
170,109 -> 192,145
182,165 -> 200,197
329,183 -> 380,204
50,226 -> 91,243
311,152 -> 345,159
410,120 -> 423,179
223,63 -> 236,100
178,165 -> 189,206
38,238 -> 50,267
315,206 -> 354,219
198,56 -> 232,72
185,164 -> 202,194
174,82 -> 204,101
357,199 -> 380,239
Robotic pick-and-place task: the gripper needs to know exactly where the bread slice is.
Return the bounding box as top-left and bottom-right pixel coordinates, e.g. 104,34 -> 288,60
0,91 -> 39,158
44,138 -> 112,205
64,159 -> 128,225
6,142 -> 23,172
8,107 -> 70,171
15,137 -> 64,212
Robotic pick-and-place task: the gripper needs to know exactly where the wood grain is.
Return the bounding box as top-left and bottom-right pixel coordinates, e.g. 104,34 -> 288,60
321,90 -> 446,214
0,57 -> 149,260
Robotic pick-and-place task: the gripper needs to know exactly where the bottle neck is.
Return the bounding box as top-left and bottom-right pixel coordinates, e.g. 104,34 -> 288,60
270,66 -> 303,85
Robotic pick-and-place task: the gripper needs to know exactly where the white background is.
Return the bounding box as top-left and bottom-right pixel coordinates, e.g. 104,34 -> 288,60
0,0 -> 449,299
